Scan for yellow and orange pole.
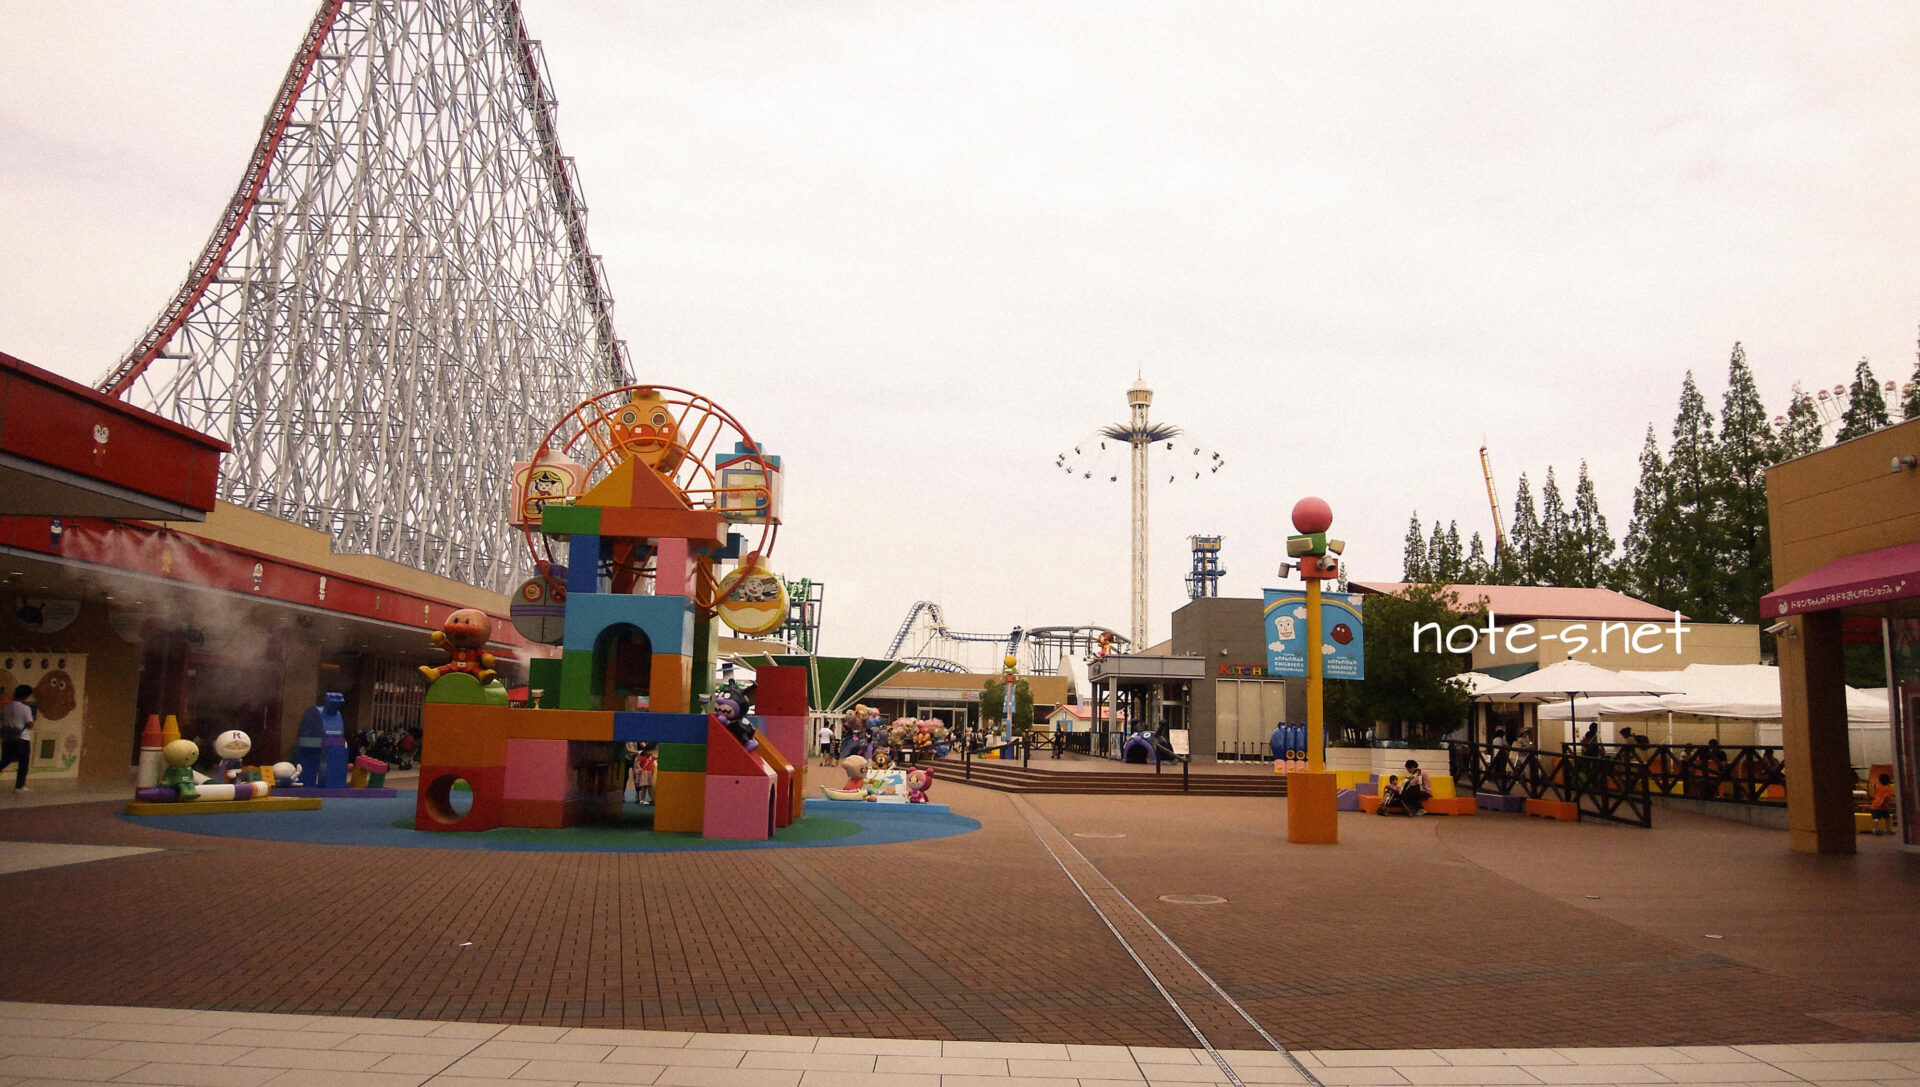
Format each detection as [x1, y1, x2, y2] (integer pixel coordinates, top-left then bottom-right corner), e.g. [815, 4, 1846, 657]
[1305, 575, 1324, 774]
[1286, 496, 1338, 844]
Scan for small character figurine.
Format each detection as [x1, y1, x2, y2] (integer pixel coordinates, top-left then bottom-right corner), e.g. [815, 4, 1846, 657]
[906, 767, 933, 804]
[212, 729, 251, 784]
[839, 754, 869, 792]
[711, 688, 757, 751]
[160, 739, 201, 801]
[271, 761, 300, 787]
[420, 608, 497, 684]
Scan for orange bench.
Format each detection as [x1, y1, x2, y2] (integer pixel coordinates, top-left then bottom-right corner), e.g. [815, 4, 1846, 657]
[1526, 798, 1579, 821]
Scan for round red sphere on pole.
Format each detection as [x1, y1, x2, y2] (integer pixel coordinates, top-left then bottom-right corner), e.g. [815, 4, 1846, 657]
[1292, 496, 1333, 534]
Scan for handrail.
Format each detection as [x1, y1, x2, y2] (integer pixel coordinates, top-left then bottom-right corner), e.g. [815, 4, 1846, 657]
[1564, 742, 1788, 806]
[1444, 740, 1652, 828]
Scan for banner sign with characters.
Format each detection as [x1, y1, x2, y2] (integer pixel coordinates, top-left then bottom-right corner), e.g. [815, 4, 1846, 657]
[0, 652, 87, 779]
[1262, 590, 1364, 680]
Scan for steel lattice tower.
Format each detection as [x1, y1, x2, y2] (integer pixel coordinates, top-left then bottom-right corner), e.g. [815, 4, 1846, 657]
[1055, 380, 1224, 651]
[98, 0, 631, 593]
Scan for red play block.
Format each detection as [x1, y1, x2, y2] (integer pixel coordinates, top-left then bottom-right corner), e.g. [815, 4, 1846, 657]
[707, 716, 771, 778]
[415, 765, 505, 833]
[500, 798, 568, 829]
[503, 739, 570, 801]
[755, 665, 808, 715]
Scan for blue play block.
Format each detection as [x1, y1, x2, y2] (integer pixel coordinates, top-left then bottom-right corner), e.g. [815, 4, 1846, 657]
[613, 711, 708, 745]
[566, 534, 605, 594]
[561, 592, 694, 657]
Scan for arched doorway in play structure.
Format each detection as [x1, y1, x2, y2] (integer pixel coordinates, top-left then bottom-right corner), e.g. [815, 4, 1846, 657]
[595, 624, 652, 711]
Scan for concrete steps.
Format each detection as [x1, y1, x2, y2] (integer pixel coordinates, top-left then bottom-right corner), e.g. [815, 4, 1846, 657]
[938, 757, 1289, 797]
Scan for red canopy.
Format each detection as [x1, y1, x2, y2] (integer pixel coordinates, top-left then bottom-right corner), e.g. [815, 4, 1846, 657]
[1761, 540, 1920, 618]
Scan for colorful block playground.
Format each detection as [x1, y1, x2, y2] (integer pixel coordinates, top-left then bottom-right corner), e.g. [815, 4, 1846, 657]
[414, 385, 811, 840]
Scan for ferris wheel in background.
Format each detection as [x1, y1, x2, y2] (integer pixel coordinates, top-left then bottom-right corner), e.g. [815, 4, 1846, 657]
[1777, 374, 1916, 433]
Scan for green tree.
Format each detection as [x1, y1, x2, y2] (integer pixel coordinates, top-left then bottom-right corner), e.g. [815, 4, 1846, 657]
[1325, 584, 1484, 746]
[1837, 357, 1892, 441]
[1441, 521, 1465, 582]
[1565, 461, 1615, 588]
[1506, 473, 1540, 585]
[1666, 371, 1723, 620]
[979, 677, 1034, 734]
[1426, 521, 1446, 583]
[1619, 425, 1685, 609]
[1464, 532, 1490, 582]
[1776, 382, 1824, 460]
[1714, 342, 1777, 625]
[1402, 513, 1429, 581]
[1537, 467, 1570, 585]
[1904, 357, 1920, 422]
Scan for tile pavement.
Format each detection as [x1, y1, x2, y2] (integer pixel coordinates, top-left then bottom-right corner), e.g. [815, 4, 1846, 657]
[3, 1003, 1920, 1086]
[0, 778, 1914, 1051]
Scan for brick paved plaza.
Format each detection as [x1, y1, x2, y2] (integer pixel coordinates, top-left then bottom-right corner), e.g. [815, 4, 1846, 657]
[0, 777, 1915, 1058]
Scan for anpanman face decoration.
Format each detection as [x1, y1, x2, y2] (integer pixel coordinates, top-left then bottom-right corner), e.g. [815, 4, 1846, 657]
[607, 388, 683, 473]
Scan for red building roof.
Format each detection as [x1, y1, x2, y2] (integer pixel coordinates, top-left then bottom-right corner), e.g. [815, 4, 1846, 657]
[1350, 582, 1684, 622]
[0, 350, 226, 520]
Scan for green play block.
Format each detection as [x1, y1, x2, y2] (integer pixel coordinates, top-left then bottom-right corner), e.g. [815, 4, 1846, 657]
[690, 614, 717, 701]
[424, 673, 510, 705]
[559, 650, 597, 710]
[540, 504, 601, 537]
[1287, 532, 1326, 557]
[656, 742, 706, 774]
[527, 657, 562, 708]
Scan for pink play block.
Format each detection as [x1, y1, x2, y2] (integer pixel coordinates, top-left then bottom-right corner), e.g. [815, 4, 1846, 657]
[759, 716, 808, 765]
[702, 773, 775, 840]
[504, 738, 570, 801]
[654, 537, 693, 597]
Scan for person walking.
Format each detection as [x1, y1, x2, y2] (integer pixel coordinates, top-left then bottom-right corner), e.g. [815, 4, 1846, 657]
[817, 721, 836, 766]
[0, 685, 35, 792]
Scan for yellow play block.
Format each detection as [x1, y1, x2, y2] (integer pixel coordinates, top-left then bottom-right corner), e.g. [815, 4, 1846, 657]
[125, 798, 322, 816]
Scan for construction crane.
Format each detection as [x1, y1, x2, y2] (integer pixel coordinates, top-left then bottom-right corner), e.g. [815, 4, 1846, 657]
[1479, 444, 1506, 564]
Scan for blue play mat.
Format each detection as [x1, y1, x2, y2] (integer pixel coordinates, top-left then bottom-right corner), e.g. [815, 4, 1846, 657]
[121, 793, 979, 853]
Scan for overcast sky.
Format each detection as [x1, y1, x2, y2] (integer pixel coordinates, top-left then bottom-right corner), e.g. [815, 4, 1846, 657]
[4, 2, 1918, 660]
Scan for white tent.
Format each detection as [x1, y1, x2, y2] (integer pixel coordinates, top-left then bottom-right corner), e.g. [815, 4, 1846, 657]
[1535, 663, 1889, 724]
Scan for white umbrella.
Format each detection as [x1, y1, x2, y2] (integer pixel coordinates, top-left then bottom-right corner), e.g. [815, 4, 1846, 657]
[1448, 671, 1505, 697]
[1473, 657, 1683, 737]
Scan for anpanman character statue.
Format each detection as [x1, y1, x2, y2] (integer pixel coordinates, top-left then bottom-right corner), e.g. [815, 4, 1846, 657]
[420, 608, 497, 684]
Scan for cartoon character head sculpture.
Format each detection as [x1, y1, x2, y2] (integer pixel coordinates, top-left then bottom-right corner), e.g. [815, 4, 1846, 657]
[712, 688, 756, 752]
[160, 738, 201, 800]
[441, 609, 492, 649]
[839, 754, 868, 790]
[271, 761, 299, 787]
[213, 730, 251, 761]
[608, 387, 684, 474]
[906, 767, 933, 804]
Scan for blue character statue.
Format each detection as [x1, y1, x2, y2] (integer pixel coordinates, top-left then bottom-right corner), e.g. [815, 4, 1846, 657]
[296, 691, 349, 788]
[1269, 723, 1286, 761]
[711, 687, 757, 752]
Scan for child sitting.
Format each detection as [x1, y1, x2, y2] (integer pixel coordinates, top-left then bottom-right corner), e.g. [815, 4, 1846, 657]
[1870, 772, 1895, 835]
